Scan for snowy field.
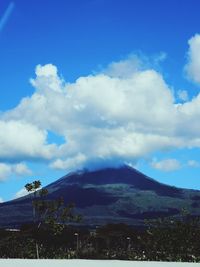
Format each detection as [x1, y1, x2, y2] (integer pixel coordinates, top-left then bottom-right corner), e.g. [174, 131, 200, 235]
[0, 260, 198, 267]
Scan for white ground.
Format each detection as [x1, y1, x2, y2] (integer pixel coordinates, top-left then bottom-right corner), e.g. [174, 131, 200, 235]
[0, 260, 198, 267]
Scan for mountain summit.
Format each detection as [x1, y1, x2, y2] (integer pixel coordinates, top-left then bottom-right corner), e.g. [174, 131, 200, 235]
[0, 165, 200, 227]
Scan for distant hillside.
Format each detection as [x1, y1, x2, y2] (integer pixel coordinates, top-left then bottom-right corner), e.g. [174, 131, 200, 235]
[0, 165, 200, 228]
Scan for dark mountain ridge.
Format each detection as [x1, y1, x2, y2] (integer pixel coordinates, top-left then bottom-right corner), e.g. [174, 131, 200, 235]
[47, 166, 182, 197]
[0, 165, 200, 228]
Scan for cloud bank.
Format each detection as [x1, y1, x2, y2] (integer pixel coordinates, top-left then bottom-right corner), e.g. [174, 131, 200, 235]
[1, 34, 200, 174]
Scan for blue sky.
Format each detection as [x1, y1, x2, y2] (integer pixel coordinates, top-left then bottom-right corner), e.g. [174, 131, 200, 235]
[1, 0, 200, 201]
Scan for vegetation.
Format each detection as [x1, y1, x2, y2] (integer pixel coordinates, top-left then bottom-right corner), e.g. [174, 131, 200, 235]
[0, 215, 200, 261]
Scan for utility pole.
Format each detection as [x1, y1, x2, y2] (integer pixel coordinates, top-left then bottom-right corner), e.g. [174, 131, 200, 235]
[126, 236, 131, 251]
[74, 232, 79, 252]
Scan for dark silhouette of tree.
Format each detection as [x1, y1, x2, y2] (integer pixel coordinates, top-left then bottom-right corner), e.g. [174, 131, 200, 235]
[25, 180, 81, 259]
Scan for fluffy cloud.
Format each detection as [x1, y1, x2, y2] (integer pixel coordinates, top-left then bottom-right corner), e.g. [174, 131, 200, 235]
[187, 160, 199, 168]
[50, 153, 87, 170]
[13, 163, 32, 176]
[0, 120, 58, 161]
[185, 34, 200, 84]
[2, 35, 200, 172]
[103, 54, 142, 78]
[30, 64, 64, 93]
[177, 90, 189, 102]
[0, 162, 32, 181]
[104, 53, 167, 79]
[0, 163, 12, 181]
[151, 159, 181, 172]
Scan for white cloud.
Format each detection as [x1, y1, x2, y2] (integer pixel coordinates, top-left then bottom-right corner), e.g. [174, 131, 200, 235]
[0, 163, 12, 181]
[0, 120, 58, 161]
[0, 162, 32, 181]
[3, 35, 200, 171]
[177, 90, 189, 102]
[103, 53, 167, 79]
[151, 159, 181, 172]
[0, 197, 4, 203]
[35, 64, 58, 77]
[13, 163, 32, 176]
[14, 188, 29, 199]
[30, 64, 64, 93]
[4, 63, 179, 171]
[185, 34, 200, 84]
[50, 153, 87, 170]
[103, 55, 142, 78]
[187, 160, 199, 168]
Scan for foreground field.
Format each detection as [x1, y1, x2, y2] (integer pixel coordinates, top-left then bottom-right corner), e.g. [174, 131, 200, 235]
[0, 260, 198, 267]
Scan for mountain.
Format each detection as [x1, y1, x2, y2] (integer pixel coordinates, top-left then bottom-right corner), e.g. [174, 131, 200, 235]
[0, 165, 200, 228]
